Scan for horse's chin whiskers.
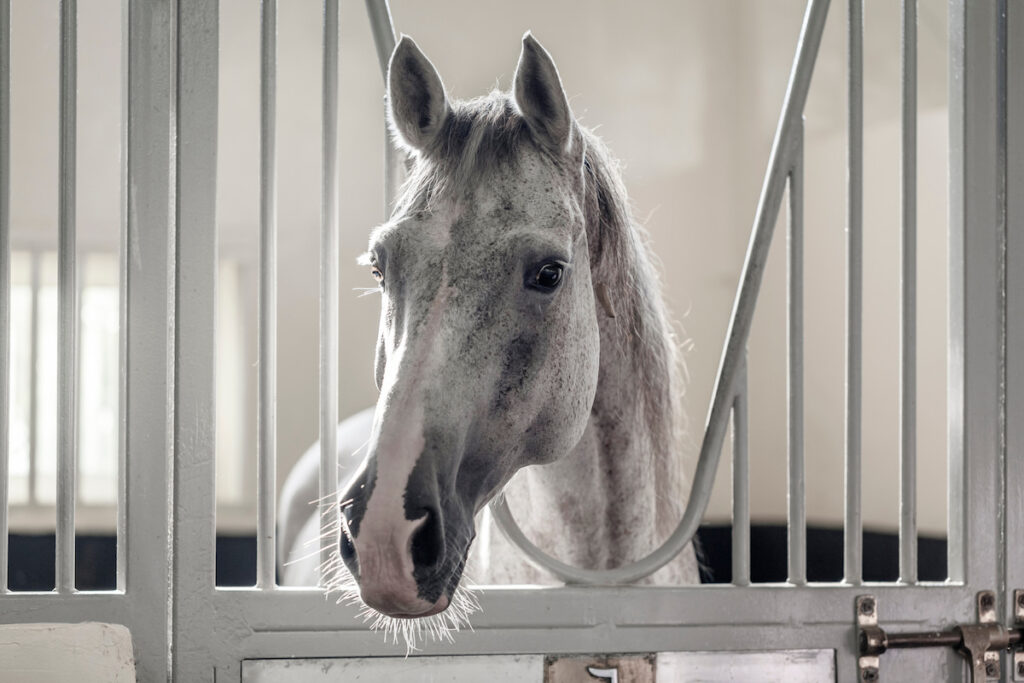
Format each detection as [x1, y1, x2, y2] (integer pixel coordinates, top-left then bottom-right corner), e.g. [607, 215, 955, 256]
[355, 580, 481, 655]
[318, 545, 481, 655]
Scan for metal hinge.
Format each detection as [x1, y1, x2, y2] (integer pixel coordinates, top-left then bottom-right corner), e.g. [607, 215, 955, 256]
[856, 590, 1024, 682]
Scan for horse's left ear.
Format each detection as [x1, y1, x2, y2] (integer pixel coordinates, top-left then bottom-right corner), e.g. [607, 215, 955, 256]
[514, 33, 575, 156]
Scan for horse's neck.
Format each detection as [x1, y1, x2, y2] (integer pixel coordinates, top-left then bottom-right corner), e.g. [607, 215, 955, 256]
[514, 399, 664, 568]
[481, 320, 700, 585]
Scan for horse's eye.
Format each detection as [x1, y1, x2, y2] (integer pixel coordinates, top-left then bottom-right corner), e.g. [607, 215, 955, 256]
[371, 267, 384, 285]
[530, 263, 564, 291]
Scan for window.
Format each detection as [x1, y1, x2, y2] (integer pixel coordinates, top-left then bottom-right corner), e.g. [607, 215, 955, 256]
[7, 248, 253, 531]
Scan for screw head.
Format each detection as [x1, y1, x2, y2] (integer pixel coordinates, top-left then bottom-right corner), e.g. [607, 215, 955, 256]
[1017, 660, 1024, 676]
[860, 598, 875, 615]
[1016, 592, 1024, 609]
[862, 667, 878, 681]
[985, 661, 998, 677]
[980, 593, 995, 610]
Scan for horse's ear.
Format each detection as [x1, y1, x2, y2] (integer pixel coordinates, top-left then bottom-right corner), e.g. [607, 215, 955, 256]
[513, 33, 574, 155]
[387, 36, 450, 154]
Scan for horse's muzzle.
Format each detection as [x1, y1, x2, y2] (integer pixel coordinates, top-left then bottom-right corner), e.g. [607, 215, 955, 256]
[360, 588, 450, 619]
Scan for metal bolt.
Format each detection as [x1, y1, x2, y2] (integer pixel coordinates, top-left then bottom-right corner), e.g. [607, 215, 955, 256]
[1017, 660, 1024, 677]
[1017, 592, 1024, 609]
[861, 667, 878, 681]
[860, 598, 875, 615]
[980, 593, 995, 611]
[985, 661, 998, 678]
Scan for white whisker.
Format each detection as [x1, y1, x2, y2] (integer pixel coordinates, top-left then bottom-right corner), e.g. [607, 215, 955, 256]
[316, 542, 481, 655]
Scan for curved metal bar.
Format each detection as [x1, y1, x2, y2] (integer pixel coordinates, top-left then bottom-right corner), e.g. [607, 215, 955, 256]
[489, 0, 832, 585]
[364, 0, 401, 215]
[364, 0, 396, 80]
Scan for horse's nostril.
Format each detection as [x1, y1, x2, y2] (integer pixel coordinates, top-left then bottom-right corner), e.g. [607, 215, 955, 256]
[339, 529, 357, 566]
[339, 507, 358, 573]
[410, 508, 443, 569]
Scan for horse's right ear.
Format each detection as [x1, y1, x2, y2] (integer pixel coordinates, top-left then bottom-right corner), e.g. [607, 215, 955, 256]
[387, 36, 450, 154]
[513, 33, 575, 156]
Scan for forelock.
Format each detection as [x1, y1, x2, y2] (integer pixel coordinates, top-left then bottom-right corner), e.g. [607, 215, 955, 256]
[393, 91, 568, 214]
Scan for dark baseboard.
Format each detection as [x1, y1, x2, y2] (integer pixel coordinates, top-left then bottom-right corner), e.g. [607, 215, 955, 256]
[6, 525, 948, 591]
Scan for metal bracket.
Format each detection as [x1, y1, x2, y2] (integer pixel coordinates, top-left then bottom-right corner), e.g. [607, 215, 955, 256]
[857, 591, 1024, 682]
[856, 595, 880, 682]
[957, 591, 1003, 681]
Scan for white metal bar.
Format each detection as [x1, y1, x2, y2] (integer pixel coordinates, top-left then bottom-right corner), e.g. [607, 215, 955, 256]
[115, 0, 128, 594]
[364, 0, 396, 78]
[319, 0, 340, 581]
[172, 0, 220, 677]
[844, 0, 863, 586]
[946, 0, 1005, 590]
[730, 353, 749, 587]
[787, 119, 806, 586]
[56, 0, 78, 594]
[0, 0, 9, 594]
[219, 583, 978, 633]
[898, 0, 918, 585]
[1006, 0, 1024, 629]
[27, 252, 39, 506]
[257, 0, 278, 591]
[363, 0, 401, 216]
[123, 0, 175, 676]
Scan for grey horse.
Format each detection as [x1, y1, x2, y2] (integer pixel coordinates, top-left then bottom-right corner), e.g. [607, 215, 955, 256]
[279, 32, 698, 640]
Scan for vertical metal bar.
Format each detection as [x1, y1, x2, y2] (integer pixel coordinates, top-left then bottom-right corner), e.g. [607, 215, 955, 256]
[1005, 0, 1023, 636]
[844, 0, 864, 586]
[27, 253, 39, 506]
[952, 0, 1006, 598]
[731, 352, 750, 587]
[319, 0, 340, 581]
[257, 0, 278, 591]
[946, 0, 1005, 590]
[124, 0, 175, 676]
[899, 0, 918, 585]
[0, 0, 8, 595]
[56, 0, 78, 594]
[116, 0, 128, 594]
[172, 0, 219, 676]
[787, 119, 806, 586]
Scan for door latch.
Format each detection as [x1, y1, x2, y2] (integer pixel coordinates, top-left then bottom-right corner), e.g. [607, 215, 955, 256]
[856, 590, 1024, 682]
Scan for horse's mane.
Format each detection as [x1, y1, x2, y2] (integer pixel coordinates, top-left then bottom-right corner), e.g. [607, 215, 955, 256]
[578, 129, 687, 542]
[392, 91, 687, 543]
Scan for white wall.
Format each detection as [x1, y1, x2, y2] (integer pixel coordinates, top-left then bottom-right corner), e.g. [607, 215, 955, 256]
[8, 0, 950, 535]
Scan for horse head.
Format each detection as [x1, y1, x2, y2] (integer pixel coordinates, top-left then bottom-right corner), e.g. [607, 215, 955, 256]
[336, 33, 601, 618]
